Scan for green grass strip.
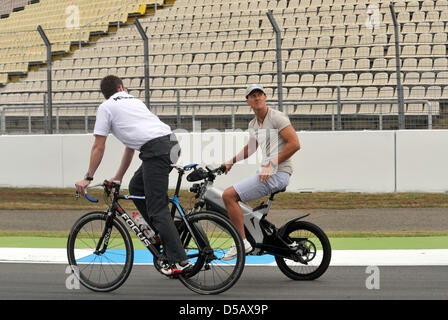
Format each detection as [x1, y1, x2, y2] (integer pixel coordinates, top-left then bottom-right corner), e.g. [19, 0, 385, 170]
[2, 187, 448, 210]
[1, 236, 447, 250]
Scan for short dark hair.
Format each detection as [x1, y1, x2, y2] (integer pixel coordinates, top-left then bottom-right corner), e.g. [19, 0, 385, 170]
[100, 75, 123, 99]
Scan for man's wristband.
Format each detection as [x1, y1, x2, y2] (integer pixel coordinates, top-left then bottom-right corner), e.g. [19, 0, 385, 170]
[84, 173, 94, 181]
[269, 160, 278, 169]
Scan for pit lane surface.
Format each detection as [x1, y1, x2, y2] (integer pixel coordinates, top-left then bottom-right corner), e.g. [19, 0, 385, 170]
[1, 263, 447, 300]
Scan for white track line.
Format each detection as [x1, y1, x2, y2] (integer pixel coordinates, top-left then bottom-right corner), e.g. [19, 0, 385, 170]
[329, 249, 448, 266]
[1, 248, 448, 266]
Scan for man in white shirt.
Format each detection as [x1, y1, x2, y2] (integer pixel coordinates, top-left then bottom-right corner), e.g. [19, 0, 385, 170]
[75, 75, 192, 276]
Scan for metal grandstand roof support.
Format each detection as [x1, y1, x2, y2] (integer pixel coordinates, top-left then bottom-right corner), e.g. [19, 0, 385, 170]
[336, 86, 342, 130]
[231, 106, 235, 130]
[266, 10, 284, 113]
[0, 107, 5, 135]
[176, 90, 181, 129]
[42, 95, 46, 134]
[389, 3, 405, 130]
[134, 18, 150, 108]
[37, 25, 53, 134]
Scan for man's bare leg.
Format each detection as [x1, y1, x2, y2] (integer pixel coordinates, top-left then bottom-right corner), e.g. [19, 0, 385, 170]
[222, 186, 246, 239]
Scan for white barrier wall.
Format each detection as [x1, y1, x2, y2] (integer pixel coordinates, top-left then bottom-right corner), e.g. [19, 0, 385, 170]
[396, 130, 448, 192]
[0, 130, 447, 193]
[288, 131, 396, 193]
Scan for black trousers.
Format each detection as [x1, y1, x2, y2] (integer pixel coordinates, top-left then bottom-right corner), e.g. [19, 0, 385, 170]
[129, 134, 186, 263]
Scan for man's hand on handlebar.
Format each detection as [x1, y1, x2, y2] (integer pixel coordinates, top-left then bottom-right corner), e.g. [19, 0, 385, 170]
[108, 177, 122, 184]
[220, 162, 233, 175]
[75, 179, 91, 197]
[75, 180, 117, 203]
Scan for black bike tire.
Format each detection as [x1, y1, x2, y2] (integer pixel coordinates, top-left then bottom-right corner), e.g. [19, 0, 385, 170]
[67, 211, 134, 292]
[177, 211, 245, 295]
[275, 220, 331, 281]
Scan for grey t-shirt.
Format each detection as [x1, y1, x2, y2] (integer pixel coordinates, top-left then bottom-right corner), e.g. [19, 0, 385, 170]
[248, 108, 294, 175]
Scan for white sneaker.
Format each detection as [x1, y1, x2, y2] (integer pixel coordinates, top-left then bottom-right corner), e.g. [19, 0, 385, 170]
[222, 240, 253, 261]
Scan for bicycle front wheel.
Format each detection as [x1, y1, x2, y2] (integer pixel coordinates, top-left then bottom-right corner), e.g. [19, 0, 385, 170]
[177, 211, 245, 295]
[67, 211, 134, 292]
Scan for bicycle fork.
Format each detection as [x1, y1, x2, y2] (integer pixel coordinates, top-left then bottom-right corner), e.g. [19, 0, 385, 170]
[94, 209, 163, 260]
[179, 214, 215, 263]
[94, 211, 115, 255]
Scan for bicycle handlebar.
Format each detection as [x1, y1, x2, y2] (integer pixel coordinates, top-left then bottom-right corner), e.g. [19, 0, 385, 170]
[85, 193, 99, 203]
[75, 165, 225, 203]
[76, 180, 119, 203]
[75, 190, 99, 203]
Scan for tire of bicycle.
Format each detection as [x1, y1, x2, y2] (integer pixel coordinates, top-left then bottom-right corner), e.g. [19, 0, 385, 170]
[67, 211, 134, 292]
[275, 220, 331, 281]
[177, 211, 246, 295]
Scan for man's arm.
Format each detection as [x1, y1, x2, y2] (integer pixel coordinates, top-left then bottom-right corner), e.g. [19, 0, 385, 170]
[259, 125, 300, 182]
[271, 125, 300, 167]
[222, 136, 258, 174]
[75, 135, 107, 196]
[111, 146, 135, 182]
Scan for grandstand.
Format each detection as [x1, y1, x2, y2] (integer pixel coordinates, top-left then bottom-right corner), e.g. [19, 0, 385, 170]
[0, 0, 447, 133]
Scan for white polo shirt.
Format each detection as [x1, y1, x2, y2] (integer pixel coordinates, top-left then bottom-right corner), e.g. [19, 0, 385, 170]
[93, 91, 171, 150]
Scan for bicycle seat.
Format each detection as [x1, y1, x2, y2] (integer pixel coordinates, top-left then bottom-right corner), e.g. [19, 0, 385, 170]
[269, 187, 286, 200]
[274, 187, 286, 194]
[183, 163, 198, 170]
[170, 164, 198, 172]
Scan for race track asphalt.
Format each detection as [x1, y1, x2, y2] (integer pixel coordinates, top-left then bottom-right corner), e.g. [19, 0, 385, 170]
[1, 263, 447, 300]
[1, 208, 447, 302]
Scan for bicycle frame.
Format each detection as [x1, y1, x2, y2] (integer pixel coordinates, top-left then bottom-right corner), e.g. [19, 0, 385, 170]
[100, 189, 162, 260]
[87, 165, 205, 264]
[189, 167, 311, 258]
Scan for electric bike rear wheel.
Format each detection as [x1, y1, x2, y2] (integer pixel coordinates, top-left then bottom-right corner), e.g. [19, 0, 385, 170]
[275, 221, 331, 280]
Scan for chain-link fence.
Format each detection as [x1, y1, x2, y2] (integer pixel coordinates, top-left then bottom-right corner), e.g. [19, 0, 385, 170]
[0, 97, 438, 135]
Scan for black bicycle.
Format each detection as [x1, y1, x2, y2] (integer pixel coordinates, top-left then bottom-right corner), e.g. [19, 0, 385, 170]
[66, 164, 245, 295]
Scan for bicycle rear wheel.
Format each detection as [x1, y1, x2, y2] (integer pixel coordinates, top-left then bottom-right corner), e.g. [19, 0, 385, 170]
[275, 221, 331, 280]
[67, 211, 134, 292]
[177, 211, 245, 295]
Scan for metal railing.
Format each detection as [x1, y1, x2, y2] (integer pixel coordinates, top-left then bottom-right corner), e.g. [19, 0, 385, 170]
[0, 97, 437, 135]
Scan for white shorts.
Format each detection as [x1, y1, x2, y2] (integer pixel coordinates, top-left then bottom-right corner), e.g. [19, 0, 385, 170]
[233, 170, 290, 203]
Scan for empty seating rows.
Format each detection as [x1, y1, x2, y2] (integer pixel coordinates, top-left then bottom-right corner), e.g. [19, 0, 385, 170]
[0, 0, 29, 17]
[288, 102, 439, 116]
[0, 0, 160, 76]
[144, 11, 448, 39]
[3, 83, 447, 105]
[6, 66, 448, 87]
[3, 59, 447, 95]
[0, 0, 447, 118]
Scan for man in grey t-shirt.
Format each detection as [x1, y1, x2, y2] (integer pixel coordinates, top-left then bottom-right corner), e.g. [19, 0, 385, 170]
[220, 84, 301, 260]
